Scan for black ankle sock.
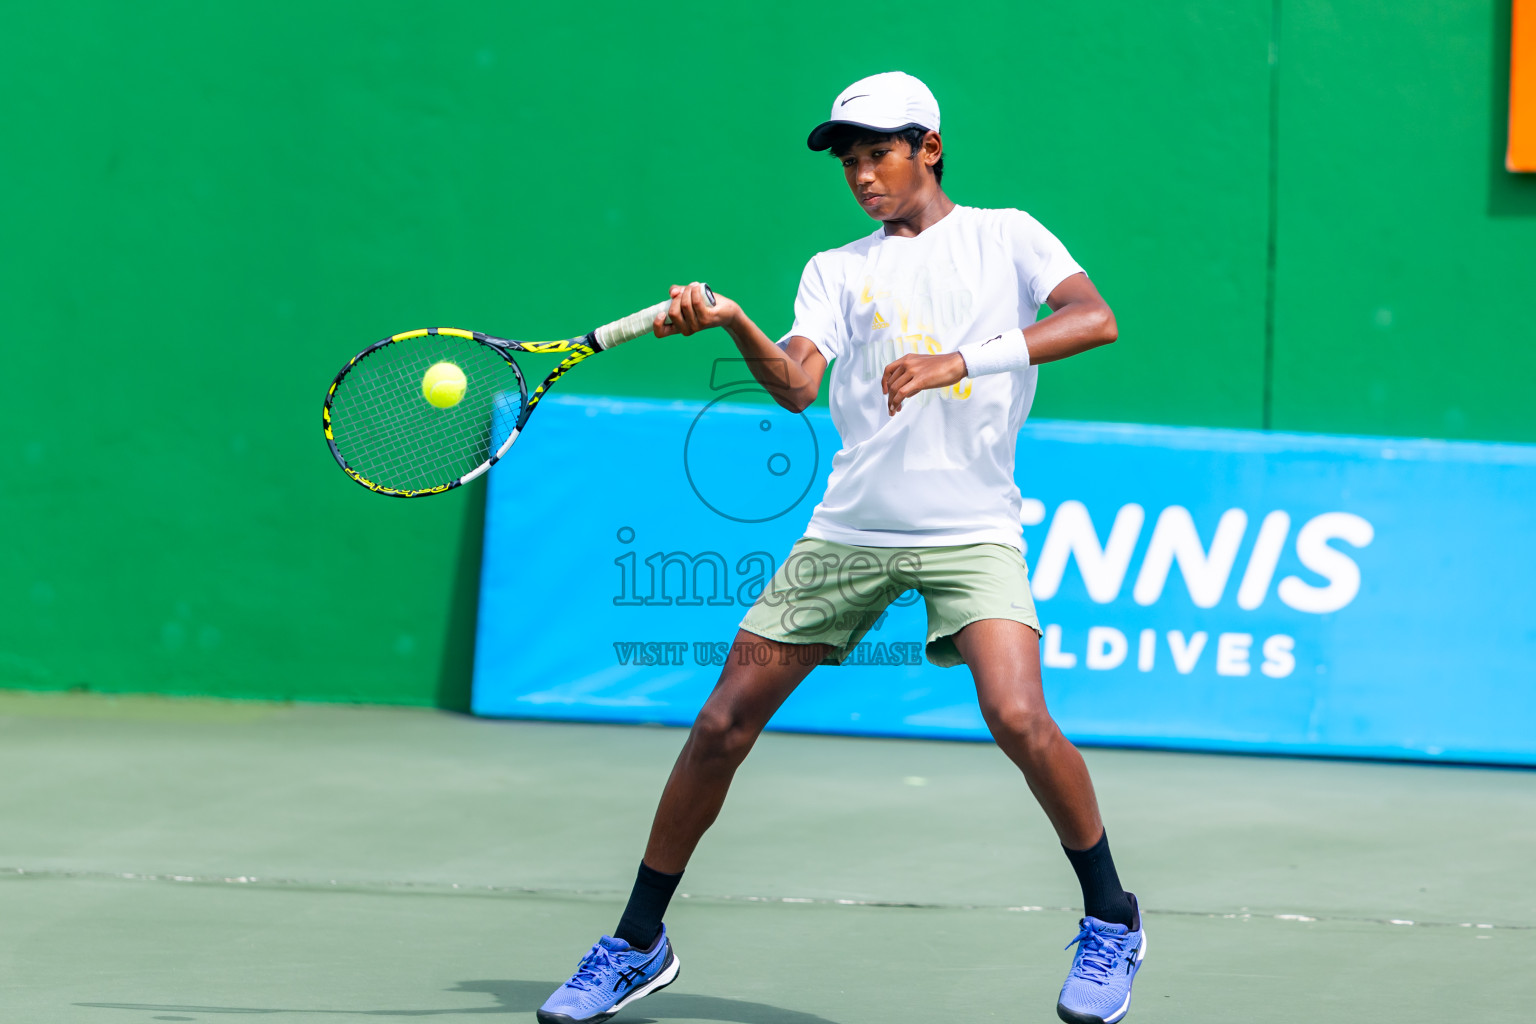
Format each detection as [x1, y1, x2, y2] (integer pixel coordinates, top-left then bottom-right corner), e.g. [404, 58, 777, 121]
[1063, 830, 1136, 928]
[613, 862, 683, 949]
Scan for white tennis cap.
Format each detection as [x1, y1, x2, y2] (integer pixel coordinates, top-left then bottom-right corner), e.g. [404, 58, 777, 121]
[806, 71, 941, 151]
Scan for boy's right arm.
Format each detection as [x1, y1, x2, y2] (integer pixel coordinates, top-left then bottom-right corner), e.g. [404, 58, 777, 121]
[654, 282, 827, 413]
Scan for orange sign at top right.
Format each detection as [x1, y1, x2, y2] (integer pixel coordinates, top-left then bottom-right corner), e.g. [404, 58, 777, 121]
[1512, 0, 1536, 170]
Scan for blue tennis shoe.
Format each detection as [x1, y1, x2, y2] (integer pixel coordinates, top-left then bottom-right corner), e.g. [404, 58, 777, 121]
[537, 927, 680, 1024]
[1056, 895, 1146, 1024]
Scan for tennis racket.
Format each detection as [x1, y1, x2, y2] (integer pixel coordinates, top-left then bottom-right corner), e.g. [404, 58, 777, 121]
[324, 285, 716, 497]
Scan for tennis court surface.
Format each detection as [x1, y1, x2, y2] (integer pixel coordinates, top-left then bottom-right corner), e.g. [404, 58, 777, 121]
[3, 691, 1531, 1022]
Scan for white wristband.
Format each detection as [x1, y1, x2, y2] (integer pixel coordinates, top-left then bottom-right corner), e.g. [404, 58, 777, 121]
[957, 327, 1030, 377]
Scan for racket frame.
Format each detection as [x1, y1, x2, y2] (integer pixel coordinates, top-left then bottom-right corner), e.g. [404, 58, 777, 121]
[323, 327, 589, 498]
[322, 287, 713, 498]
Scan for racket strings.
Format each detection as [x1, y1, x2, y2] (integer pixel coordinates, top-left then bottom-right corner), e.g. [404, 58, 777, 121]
[328, 337, 525, 493]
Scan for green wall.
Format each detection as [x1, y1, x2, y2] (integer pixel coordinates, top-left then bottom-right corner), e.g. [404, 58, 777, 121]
[3, 1, 1532, 707]
[1273, 1, 1536, 436]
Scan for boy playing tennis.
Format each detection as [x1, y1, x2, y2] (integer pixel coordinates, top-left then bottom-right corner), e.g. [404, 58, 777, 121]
[539, 71, 1142, 1024]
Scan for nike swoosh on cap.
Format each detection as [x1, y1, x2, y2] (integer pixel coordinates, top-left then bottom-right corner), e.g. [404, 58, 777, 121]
[840, 94, 869, 106]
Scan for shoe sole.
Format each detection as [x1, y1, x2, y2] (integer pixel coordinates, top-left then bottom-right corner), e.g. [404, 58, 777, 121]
[1055, 929, 1146, 1024]
[536, 951, 681, 1024]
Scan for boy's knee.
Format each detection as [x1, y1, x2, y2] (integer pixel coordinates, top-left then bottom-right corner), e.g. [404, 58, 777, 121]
[689, 705, 760, 765]
[982, 699, 1058, 752]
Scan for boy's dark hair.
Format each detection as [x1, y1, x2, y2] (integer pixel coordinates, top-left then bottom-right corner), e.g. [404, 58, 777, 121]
[825, 124, 944, 185]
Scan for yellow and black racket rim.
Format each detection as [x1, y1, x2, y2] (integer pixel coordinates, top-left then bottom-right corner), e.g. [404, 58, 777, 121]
[323, 327, 541, 498]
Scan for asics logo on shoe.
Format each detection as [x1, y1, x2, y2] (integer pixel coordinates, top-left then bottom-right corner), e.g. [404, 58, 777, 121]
[612, 947, 665, 992]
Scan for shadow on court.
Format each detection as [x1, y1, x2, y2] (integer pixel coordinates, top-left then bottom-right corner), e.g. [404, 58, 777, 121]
[77, 978, 846, 1023]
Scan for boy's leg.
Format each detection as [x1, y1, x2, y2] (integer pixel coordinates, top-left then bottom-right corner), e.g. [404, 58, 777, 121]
[953, 619, 1146, 1023]
[537, 630, 826, 1024]
[642, 629, 828, 871]
[616, 629, 828, 942]
[950, 618, 1133, 924]
[541, 535, 883, 1024]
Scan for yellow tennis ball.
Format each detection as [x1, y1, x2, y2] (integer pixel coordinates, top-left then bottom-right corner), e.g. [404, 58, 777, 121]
[422, 361, 467, 408]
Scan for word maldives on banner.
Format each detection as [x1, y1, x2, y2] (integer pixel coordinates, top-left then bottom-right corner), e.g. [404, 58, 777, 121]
[472, 392, 1536, 765]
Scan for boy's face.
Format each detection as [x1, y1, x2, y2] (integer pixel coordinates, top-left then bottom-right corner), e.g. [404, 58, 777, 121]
[838, 136, 933, 220]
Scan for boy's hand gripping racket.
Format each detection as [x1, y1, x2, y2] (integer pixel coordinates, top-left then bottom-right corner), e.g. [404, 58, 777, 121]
[323, 285, 716, 497]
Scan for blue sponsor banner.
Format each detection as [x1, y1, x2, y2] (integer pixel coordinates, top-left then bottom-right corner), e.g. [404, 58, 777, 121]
[472, 390, 1536, 766]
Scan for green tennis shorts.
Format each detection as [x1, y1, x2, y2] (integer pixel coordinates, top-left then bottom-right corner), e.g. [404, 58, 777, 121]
[739, 535, 1042, 668]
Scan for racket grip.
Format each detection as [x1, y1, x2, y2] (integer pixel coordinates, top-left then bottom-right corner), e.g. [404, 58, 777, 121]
[593, 283, 717, 350]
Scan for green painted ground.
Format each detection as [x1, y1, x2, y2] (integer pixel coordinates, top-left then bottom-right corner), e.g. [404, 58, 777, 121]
[2, 692, 1532, 1022]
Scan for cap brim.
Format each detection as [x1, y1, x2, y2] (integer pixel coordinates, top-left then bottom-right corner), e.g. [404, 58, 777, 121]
[806, 119, 926, 151]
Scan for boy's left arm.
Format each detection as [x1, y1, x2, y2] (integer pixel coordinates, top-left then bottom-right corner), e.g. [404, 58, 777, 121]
[880, 272, 1117, 415]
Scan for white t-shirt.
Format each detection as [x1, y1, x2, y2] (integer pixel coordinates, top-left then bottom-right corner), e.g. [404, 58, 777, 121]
[782, 204, 1083, 551]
